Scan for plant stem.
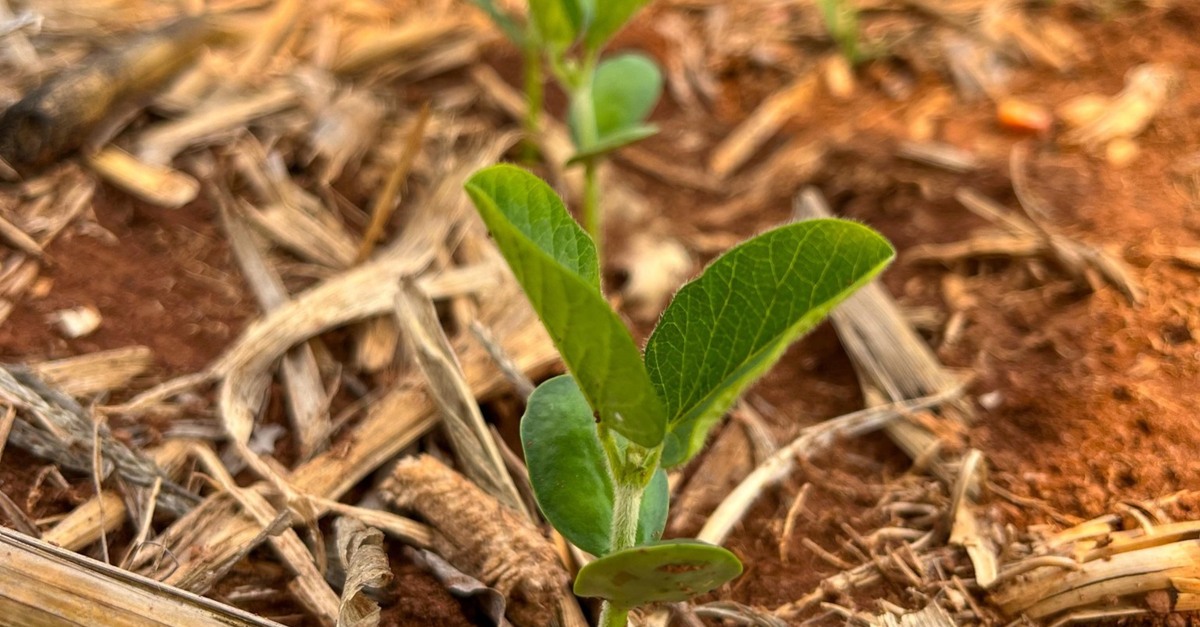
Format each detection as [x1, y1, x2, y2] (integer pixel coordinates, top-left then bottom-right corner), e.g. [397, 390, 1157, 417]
[520, 43, 543, 163]
[569, 51, 603, 255]
[598, 602, 632, 627]
[610, 478, 642, 552]
[583, 158, 601, 257]
[597, 478, 643, 627]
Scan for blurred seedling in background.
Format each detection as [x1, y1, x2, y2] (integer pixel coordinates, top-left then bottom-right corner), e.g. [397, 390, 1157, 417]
[465, 164, 895, 627]
[818, 0, 865, 66]
[470, 0, 663, 259]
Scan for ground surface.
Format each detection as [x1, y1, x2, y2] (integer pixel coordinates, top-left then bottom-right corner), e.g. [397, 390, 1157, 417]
[0, 2, 1198, 625]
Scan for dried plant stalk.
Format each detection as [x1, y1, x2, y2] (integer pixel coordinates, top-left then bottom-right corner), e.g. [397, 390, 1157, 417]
[0, 367, 196, 515]
[27, 346, 153, 398]
[698, 387, 962, 547]
[332, 19, 468, 76]
[220, 194, 329, 459]
[992, 520, 1200, 621]
[42, 439, 193, 552]
[136, 82, 299, 165]
[134, 299, 558, 590]
[0, 526, 284, 627]
[85, 146, 200, 208]
[394, 279, 527, 516]
[708, 72, 818, 178]
[0, 17, 218, 171]
[380, 455, 568, 627]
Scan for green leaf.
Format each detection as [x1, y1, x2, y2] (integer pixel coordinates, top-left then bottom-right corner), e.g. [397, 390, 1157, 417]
[521, 376, 669, 556]
[574, 539, 742, 604]
[568, 53, 662, 154]
[529, 0, 589, 52]
[465, 165, 665, 447]
[584, 0, 652, 51]
[566, 124, 659, 165]
[645, 219, 895, 466]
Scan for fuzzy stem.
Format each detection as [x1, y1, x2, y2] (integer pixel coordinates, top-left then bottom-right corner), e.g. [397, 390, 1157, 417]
[598, 602, 632, 627]
[597, 479, 642, 627]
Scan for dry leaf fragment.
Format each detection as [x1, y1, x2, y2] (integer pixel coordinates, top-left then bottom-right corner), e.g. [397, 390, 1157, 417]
[334, 517, 392, 627]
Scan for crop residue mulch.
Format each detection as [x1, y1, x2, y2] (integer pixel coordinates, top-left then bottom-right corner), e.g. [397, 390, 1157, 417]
[0, 1, 1197, 626]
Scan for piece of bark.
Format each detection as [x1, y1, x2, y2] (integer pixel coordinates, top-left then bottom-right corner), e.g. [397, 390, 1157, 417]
[380, 455, 568, 627]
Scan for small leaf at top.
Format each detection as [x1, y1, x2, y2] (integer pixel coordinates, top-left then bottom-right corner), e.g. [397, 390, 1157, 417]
[645, 219, 895, 466]
[568, 53, 662, 152]
[584, 0, 652, 52]
[465, 166, 666, 447]
[521, 376, 670, 556]
[529, 0, 589, 53]
[574, 539, 742, 605]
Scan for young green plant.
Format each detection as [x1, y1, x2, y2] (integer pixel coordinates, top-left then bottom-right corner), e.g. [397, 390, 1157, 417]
[469, 0, 546, 161]
[465, 164, 894, 627]
[471, 1, 662, 256]
[818, 0, 864, 66]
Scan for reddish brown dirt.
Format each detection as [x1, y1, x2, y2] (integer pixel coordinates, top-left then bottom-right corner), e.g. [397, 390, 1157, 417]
[0, 188, 253, 374]
[1, 2, 1199, 626]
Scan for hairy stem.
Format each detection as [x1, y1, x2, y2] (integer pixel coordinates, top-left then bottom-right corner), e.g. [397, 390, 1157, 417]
[598, 478, 643, 627]
[598, 602, 632, 627]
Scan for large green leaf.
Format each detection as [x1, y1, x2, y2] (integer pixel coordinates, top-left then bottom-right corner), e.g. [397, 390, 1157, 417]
[529, 0, 589, 53]
[645, 219, 894, 466]
[574, 539, 742, 604]
[584, 0, 652, 51]
[465, 165, 666, 447]
[521, 376, 669, 556]
[568, 53, 662, 155]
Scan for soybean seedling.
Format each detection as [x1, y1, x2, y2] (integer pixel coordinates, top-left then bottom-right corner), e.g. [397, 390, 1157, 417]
[469, 0, 546, 161]
[465, 164, 895, 627]
[818, 0, 864, 66]
[534, 0, 663, 258]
